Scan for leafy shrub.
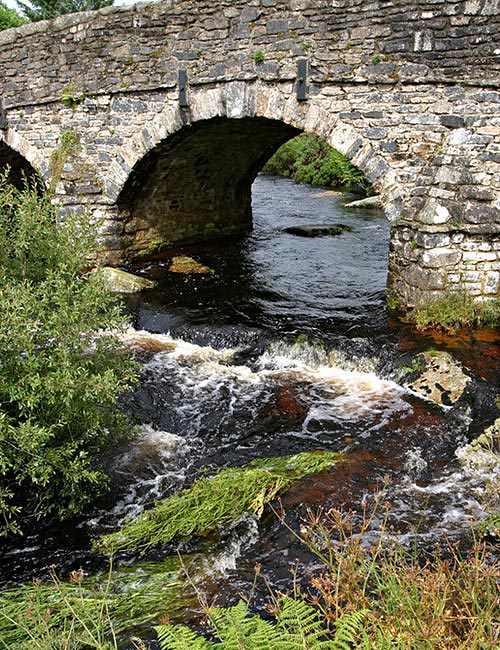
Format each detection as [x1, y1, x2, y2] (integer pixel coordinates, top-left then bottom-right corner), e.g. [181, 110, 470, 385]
[15, 0, 113, 22]
[263, 134, 371, 195]
[0, 177, 137, 535]
[0, 1, 25, 30]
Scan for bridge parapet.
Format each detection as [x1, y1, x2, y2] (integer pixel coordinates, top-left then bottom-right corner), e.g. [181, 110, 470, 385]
[0, 0, 498, 107]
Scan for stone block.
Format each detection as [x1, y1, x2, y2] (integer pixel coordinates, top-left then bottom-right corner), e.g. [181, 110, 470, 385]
[422, 247, 462, 268]
[465, 205, 500, 224]
[415, 232, 450, 249]
[459, 186, 495, 201]
[418, 199, 451, 225]
[405, 265, 446, 290]
[485, 272, 500, 294]
[440, 114, 465, 128]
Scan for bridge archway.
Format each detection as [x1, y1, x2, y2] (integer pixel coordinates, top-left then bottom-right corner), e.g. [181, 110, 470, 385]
[0, 140, 40, 190]
[114, 84, 397, 261]
[117, 116, 300, 257]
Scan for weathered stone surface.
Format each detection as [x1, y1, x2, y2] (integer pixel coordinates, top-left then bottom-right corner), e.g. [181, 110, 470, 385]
[422, 248, 462, 268]
[403, 351, 471, 406]
[344, 196, 382, 209]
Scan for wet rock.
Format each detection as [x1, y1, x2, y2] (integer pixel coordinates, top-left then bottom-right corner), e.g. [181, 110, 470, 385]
[169, 255, 214, 274]
[283, 223, 353, 237]
[344, 195, 382, 209]
[402, 350, 471, 406]
[118, 329, 178, 357]
[97, 267, 155, 293]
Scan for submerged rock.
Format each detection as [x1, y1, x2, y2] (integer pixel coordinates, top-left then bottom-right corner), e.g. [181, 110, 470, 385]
[283, 223, 353, 237]
[344, 195, 382, 209]
[169, 255, 214, 274]
[402, 350, 471, 406]
[97, 267, 155, 293]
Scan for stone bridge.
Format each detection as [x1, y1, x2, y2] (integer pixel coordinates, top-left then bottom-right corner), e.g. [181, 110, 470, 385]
[0, 0, 499, 307]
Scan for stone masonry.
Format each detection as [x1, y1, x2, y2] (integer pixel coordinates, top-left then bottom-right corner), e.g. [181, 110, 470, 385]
[0, 0, 499, 308]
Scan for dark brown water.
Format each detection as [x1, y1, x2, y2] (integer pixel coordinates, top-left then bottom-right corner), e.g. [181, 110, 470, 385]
[2, 175, 500, 642]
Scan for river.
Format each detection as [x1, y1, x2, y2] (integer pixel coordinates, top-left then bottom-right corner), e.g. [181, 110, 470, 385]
[2, 174, 500, 642]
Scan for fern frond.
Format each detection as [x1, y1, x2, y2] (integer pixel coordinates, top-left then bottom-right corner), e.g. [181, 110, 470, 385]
[208, 600, 288, 649]
[277, 596, 330, 646]
[332, 609, 367, 649]
[155, 623, 213, 650]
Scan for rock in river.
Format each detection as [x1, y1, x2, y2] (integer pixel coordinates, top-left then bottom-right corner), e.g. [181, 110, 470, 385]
[344, 195, 382, 209]
[97, 267, 155, 293]
[169, 255, 214, 274]
[283, 223, 353, 237]
[402, 350, 471, 406]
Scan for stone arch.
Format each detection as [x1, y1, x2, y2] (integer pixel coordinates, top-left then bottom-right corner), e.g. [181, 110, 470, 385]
[113, 82, 402, 260]
[0, 135, 43, 190]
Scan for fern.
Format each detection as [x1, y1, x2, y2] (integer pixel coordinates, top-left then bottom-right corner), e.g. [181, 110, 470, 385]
[277, 596, 331, 647]
[155, 624, 213, 650]
[156, 597, 367, 650]
[332, 609, 367, 649]
[209, 600, 286, 650]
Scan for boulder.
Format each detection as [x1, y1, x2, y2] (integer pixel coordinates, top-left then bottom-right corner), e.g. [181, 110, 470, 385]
[402, 350, 471, 406]
[283, 223, 353, 237]
[344, 195, 382, 209]
[169, 255, 214, 274]
[97, 267, 155, 293]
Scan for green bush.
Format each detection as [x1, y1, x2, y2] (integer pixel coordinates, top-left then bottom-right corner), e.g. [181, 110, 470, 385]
[263, 134, 371, 195]
[0, 177, 137, 535]
[15, 0, 113, 22]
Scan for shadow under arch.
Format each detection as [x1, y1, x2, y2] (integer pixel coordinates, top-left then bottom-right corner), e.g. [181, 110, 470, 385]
[117, 116, 301, 260]
[0, 140, 42, 191]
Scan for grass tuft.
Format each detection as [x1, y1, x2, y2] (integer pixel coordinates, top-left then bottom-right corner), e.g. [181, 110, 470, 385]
[0, 558, 189, 649]
[96, 451, 343, 554]
[410, 290, 500, 332]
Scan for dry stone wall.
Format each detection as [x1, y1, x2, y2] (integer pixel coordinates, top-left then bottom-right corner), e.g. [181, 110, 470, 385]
[0, 0, 499, 307]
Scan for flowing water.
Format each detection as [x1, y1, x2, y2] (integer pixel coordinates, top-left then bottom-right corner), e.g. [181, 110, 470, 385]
[2, 175, 500, 638]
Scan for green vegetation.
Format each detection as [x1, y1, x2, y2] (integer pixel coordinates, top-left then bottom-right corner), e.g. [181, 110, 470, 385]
[156, 598, 366, 650]
[0, 557, 191, 648]
[0, 177, 136, 535]
[15, 0, 112, 21]
[157, 501, 500, 650]
[61, 84, 86, 110]
[253, 50, 265, 64]
[263, 134, 372, 195]
[409, 290, 500, 332]
[97, 451, 343, 553]
[2, 484, 500, 648]
[49, 129, 80, 190]
[0, 1, 25, 29]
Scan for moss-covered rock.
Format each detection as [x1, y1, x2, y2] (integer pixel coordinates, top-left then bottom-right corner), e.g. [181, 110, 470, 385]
[97, 266, 155, 293]
[283, 223, 353, 237]
[169, 256, 214, 274]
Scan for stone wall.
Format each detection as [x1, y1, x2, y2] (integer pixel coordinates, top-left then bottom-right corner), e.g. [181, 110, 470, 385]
[0, 0, 499, 306]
